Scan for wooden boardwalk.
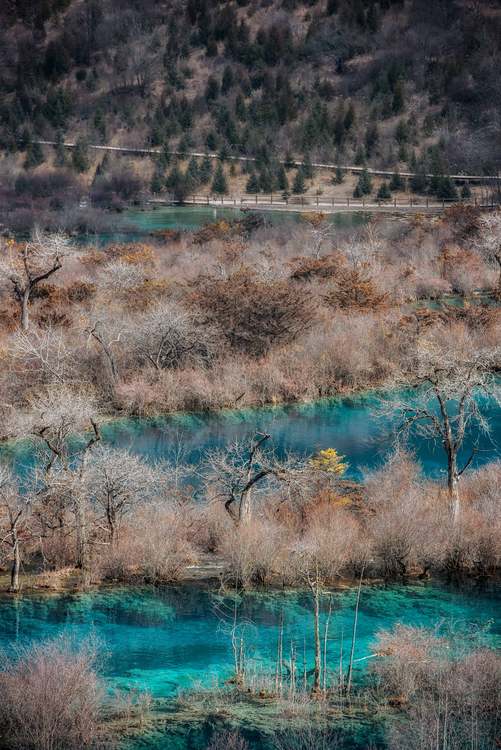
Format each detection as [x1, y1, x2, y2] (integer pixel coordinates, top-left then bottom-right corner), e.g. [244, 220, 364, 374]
[148, 194, 496, 213]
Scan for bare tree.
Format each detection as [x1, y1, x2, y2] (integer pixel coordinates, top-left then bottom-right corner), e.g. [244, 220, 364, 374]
[86, 318, 122, 383]
[10, 326, 74, 385]
[474, 210, 501, 297]
[85, 446, 157, 545]
[0, 229, 74, 330]
[130, 302, 217, 371]
[16, 387, 101, 581]
[301, 213, 336, 259]
[205, 434, 304, 525]
[0, 468, 30, 592]
[381, 325, 500, 523]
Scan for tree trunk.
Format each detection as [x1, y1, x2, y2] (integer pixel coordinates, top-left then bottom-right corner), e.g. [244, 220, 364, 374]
[312, 576, 321, 692]
[239, 487, 252, 524]
[447, 450, 460, 525]
[496, 256, 501, 301]
[74, 496, 90, 586]
[21, 287, 30, 331]
[9, 533, 20, 593]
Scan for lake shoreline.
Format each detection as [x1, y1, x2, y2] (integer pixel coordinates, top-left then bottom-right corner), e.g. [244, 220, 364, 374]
[2, 560, 500, 600]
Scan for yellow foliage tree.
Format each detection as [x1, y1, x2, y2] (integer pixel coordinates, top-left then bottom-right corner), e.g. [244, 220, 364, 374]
[309, 448, 348, 475]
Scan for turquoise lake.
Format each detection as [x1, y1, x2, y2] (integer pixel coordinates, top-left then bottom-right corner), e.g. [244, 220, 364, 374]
[7, 392, 501, 485]
[0, 583, 499, 748]
[81, 206, 369, 244]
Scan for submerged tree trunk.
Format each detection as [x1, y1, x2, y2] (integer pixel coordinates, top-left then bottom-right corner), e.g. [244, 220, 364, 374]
[310, 571, 322, 693]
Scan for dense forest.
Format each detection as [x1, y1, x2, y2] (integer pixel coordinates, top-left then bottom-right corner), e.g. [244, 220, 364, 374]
[0, 0, 500, 227]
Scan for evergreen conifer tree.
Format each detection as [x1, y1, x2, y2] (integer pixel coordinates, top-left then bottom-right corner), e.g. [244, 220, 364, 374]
[212, 162, 228, 194]
[292, 168, 306, 194]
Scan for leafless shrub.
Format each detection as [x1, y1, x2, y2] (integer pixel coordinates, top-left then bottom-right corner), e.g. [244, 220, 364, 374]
[0, 638, 106, 750]
[373, 626, 501, 750]
[206, 730, 249, 750]
[129, 301, 219, 370]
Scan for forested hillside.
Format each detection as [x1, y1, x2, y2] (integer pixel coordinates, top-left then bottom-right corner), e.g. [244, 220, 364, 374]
[0, 0, 500, 227]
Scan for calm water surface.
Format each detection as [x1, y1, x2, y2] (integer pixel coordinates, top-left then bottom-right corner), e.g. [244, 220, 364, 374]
[82, 206, 369, 245]
[0, 583, 499, 748]
[6, 393, 501, 483]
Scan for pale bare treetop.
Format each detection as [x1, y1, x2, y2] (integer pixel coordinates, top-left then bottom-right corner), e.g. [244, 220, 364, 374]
[0, 228, 75, 330]
[98, 260, 146, 293]
[205, 434, 306, 523]
[13, 386, 99, 444]
[0, 228, 74, 283]
[9, 326, 75, 385]
[474, 210, 501, 263]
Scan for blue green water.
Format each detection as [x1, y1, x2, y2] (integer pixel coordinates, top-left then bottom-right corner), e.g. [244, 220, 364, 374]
[5, 392, 501, 485]
[82, 207, 369, 245]
[0, 583, 499, 748]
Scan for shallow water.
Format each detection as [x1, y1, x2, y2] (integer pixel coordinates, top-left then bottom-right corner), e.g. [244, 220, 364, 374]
[5, 391, 501, 485]
[0, 583, 499, 748]
[81, 206, 369, 245]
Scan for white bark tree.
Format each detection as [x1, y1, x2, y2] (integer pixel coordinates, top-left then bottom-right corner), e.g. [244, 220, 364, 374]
[381, 326, 500, 524]
[16, 387, 101, 581]
[0, 229, 74, 331]
[474, 210, 501, 297]
[10, 326, 74, 385]
[84, 446, 158, 545]
[0, 468, 30, 593]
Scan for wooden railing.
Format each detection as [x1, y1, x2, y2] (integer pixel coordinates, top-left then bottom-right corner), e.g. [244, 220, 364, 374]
[148, 194, 499, 211]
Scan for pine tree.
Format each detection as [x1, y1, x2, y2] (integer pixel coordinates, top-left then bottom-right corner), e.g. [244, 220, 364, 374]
[354, 168, 372, 197]
[436, 176, 458, 201]
[392, 81, 405, 114]
[390, 172, 405, 191]
[72, 138, 90, 173]
[246, 172, 260, 193]
[332, 164, 345, 184]
[367, 4, 379, 33]
[292, 168, 306, 194]
[235, 93, 246, 120]
[55, 131, 66, 167]
[376, 182, 391, 200]
[25, 141, 44, 169]
[199, 155, 213, 184]
[212, 162, 228, 194]
[259, 169, 274, 193]
[150, 167, 164, 194]
[276, 165, 289, 191]
[365, 123, 379, 157]
[354, 146, 366, 165]
[221, 65, 234, 94]
[410, 168, 428, 194]
[344, 102, 355, 132]
[302, 154, 314, 179]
